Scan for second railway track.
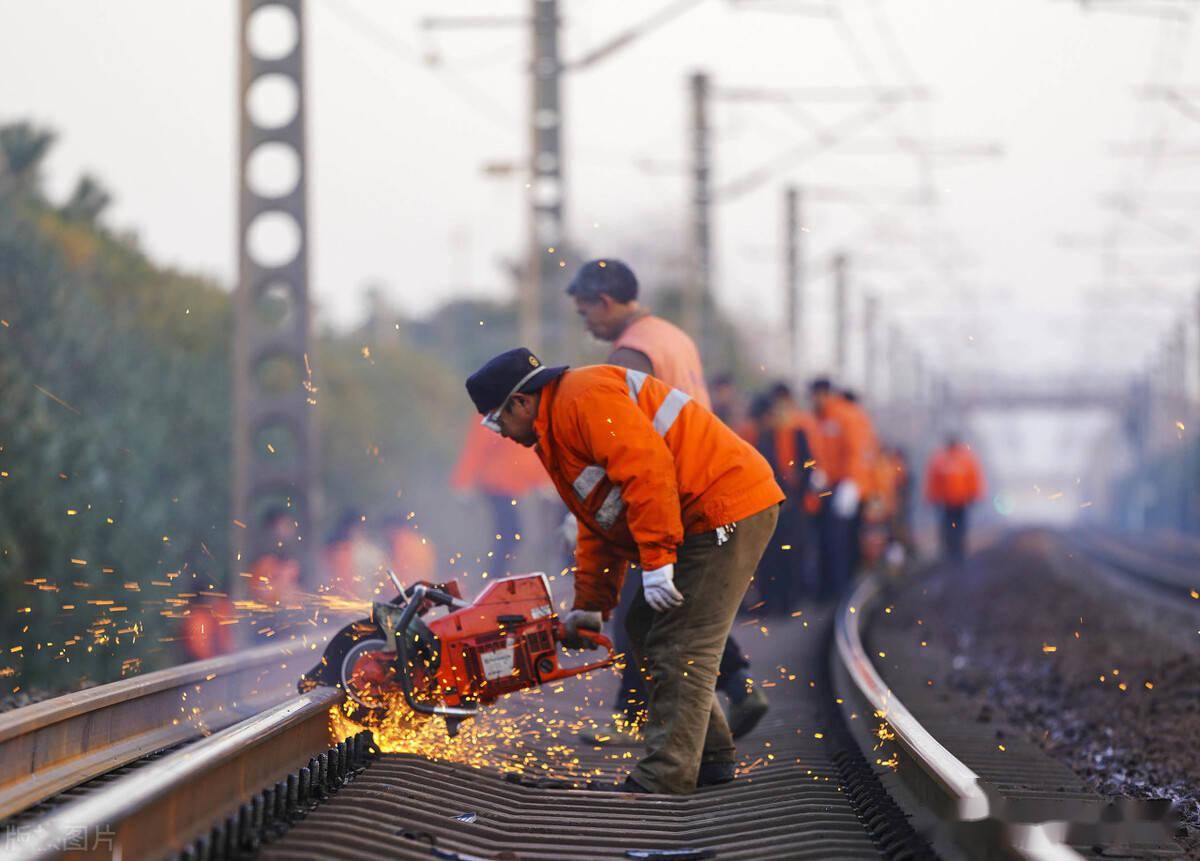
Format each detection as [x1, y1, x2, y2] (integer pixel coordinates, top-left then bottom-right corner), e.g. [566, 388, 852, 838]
[3, 557, 1180, 860]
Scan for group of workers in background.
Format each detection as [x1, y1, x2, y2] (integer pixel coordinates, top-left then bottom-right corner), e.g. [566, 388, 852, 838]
[463, 257, 989, 794]
[184, 255, 986, 796]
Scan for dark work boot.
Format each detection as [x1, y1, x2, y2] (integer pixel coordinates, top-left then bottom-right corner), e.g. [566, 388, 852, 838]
[697, 761, 737, 788]
[588, 775, 653, 793]
[722, 670, 770, 740]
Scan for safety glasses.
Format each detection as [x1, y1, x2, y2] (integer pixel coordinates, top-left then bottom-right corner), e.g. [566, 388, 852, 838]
[480, 366, 544, 434]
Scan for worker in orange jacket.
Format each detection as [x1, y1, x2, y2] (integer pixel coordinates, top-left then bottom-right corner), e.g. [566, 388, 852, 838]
[750, 383, 819, 614]
[924, 434, 986, 562]
[451, 420, 551, 572]
[567, 259, 769, 744]
[247, 507, 303, 607]
[466, 348, 783, 795]
[809, 378, 873, 598]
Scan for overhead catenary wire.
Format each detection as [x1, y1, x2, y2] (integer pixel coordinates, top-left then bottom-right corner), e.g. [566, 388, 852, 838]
[318, 0, 518, 133]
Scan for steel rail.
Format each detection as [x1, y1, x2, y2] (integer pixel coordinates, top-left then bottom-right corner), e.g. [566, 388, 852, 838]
[5, 687, 343, 861]
[0, 629, 335, 822]
[833, 575, 1086, 861]
[1068, 528, 1200, 606]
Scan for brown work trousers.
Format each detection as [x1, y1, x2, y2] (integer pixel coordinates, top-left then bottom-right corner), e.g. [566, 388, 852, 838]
[625, 504, 779, 794]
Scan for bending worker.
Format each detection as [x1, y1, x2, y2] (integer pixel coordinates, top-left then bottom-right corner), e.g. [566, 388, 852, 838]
[465, 348, 783, 794]
[567, 258, 768, 741]
[924, 434, 985, 562]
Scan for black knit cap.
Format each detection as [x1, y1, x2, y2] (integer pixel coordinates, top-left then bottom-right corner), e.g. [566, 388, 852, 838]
[465, 348, 568, 415]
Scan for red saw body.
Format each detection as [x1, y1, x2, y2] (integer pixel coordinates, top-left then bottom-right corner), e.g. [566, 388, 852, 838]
[300, 572, 614, 735]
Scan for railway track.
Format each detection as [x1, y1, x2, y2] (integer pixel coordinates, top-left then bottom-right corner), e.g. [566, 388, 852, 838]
[1, 565, 1171, 860]
[1066, 528, 1200, 609]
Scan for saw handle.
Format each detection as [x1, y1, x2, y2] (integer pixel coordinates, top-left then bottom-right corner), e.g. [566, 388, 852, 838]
[542, 623, 615, 683]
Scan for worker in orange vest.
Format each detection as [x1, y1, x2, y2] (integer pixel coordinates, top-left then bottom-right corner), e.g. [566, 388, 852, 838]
[809, 378, 873, 598]
[247, 507, 303, 607]
[924, 434, 986, 562]
[750, 383, 819, 614]
[466, 348, 783, 794]
[451, 420, 551, 573]
[181, 595, 234, 661]
[838, 389, 880, 575]
[567, 259, 769, 745]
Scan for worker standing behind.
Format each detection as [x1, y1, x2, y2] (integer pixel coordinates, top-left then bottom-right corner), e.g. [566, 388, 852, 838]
[466, 349, 783, 793]
[451, 420, 552, 573]
[567, 259, 769, 743]
[809, 378, 872, 599]
[752, 383, 818, 614]
[924, 435, 986, 562]
[837, 389, 880, 575]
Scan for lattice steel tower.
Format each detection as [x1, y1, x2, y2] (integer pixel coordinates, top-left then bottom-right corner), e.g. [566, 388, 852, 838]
[231, 0, 316, 594]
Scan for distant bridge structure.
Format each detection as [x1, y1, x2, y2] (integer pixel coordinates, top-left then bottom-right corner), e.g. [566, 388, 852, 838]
[941, 376, 1141, 416]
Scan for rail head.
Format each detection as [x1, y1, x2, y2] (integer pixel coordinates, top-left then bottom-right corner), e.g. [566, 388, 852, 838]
[0, 636, 314, 744]
[834, 574, 1087, 861]
[835, 576, 990, 820]
[0, 625, 343, 822]
[7, 687, 344, 861]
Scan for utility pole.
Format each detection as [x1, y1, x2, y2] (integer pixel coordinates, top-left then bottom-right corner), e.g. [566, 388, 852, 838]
[525, 0, 566, 355]
[783, 186, 803, 381]
[688, 71, 712, 351]
[863, 292, 878, 402]
[1190, 286, 1200, 407]
[233, 0, 315, 603]
[886, 323, 901, 405]
[832, 252, 848, 381]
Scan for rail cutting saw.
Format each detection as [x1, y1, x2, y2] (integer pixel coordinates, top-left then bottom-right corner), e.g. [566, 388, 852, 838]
[300, 571, 615, 735]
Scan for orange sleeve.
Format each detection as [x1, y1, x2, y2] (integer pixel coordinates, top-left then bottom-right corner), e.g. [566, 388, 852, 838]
[568, 389, 685, 572]
[572, 519, 630, 615]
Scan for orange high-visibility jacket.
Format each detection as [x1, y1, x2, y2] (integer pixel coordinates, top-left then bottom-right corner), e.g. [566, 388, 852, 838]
[452, 420, 552, 497]
[758, 409, 818, 494]
[611, 315, 712, 409]
[924, 445, 986, 507]
[813, 395, 875, 488]
[532, 366, 784, 613]
[248, 553, 301, 605]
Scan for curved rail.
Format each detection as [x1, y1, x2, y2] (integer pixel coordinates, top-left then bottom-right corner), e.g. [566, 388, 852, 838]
[5, 687, 343, 861]
[834, 575, 1085, 861]
[0, 628, 337, 821]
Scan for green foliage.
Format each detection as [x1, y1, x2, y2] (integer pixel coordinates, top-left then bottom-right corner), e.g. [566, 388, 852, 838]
[0, 122, 471, 694]
[0, 128, 233, 688]
[315, 333, 466, 535]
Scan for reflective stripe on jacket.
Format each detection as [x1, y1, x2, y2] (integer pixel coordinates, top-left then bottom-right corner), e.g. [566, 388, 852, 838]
[533, 365, 784, 613]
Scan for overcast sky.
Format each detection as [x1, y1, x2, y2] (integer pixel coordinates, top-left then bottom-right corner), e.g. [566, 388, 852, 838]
[3, 0, 1199, 501]
[2, 0, 1200, 513]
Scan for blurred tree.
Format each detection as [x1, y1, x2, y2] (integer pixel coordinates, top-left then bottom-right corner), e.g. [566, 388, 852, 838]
[0, 122, 55, 192]
[60, 174, 112, 224]
[0, 122, 470, 696]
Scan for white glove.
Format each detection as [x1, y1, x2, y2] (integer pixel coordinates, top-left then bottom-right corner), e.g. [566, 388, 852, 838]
[810, 468, 829, 492]
[642, 563, 684, 612]
[562, 608, 602, 649]
[833, 480, 860, 518]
